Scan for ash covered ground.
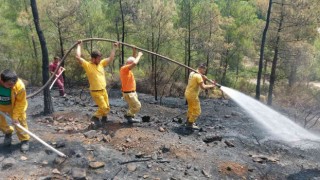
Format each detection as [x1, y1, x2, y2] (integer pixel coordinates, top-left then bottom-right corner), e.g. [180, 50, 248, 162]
[0, 88, 320, 180]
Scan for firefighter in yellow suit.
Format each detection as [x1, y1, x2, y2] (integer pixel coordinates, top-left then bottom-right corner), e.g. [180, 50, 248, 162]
[76, 41, 119, 129]
[185, 63, 215, 130]
[0, 69, 30, 152]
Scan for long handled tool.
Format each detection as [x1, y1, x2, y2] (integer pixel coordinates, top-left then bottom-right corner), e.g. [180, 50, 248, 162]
[0, 111, 67, 158]
[49, 68, 65, 90]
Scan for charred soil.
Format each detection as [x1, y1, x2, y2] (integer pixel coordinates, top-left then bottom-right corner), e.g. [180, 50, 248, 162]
[0, 88, 320, 179]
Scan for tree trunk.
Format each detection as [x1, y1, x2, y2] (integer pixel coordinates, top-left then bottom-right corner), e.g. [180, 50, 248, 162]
[268, 36, 280, 105]
[151, 30, 157, 100]
[205, 10, 213, 76]
[30, 30, 40, 85]
[115, 17, 121, 69]
[206, 53, 210, 75]
[184, 38, 188, 83]
[268, 1, 284, 106]
[24, 0, 39, 85]
[288, 51, 301, 89]
[256, 0, 272, 100]
[57, 21, 66, 80]
[147, 38, 151, 71]
[30, 0, 54, 114]
[236, 56, 239, 83]
[154, 55, 158, 101]
[184, 0, 191, 83]
[187, 0, 191, 78]
[221, 49, 229, 85]
[222, 58, 228, 85]
[57, 22, 64, 58]
[263, 58, 268, 86]
[288, 60, 297, 87]
[120, 0, 125, 66]
[154, 19, 163, 101]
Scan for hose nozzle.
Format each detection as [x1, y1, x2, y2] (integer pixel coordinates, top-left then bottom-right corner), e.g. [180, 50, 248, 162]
[215, 83, 222, 88]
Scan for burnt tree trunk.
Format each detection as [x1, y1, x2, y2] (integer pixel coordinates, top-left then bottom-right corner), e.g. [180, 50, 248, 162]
[256, 0, 273, 100]
[30, 0, 54, 114]
[115, 17, 121, 69]
[57, 21, 66, 80]
[153, 20, 163, 101]
[57, 21, 64, 58]
[263, 58, 268, 86]
[187, 0, 191, 78]
[205, 10, 213, 76]
[184, 38, 188, 83]
[120, 0, 125, 66]
[184, 0, 191, 83]
[151, 30, 157, 100]
[24, 0, 39, 85]
[268, 1, 284, 106]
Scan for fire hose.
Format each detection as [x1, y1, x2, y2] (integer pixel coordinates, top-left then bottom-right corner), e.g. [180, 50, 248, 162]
[0, 111, 67, 158]
[27, 38, 221, 99]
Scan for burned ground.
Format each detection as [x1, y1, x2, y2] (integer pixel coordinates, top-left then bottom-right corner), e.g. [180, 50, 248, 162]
[0, 88, 320, 179]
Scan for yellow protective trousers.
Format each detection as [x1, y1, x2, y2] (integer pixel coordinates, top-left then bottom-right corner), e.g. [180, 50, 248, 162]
[122, 92, 141, 117]
[0, 105, 30, 141]
[90, 89, 110, 118]
[185, 95, 201, 123]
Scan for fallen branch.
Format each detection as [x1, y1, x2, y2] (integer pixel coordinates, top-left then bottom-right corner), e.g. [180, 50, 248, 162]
[156, 159, 170, 163]
[111, 167, 122, 180]
[119, 158, 152, 165]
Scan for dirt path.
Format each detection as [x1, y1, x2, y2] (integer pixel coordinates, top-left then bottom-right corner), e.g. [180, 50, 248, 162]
[0, 89, 320, 179]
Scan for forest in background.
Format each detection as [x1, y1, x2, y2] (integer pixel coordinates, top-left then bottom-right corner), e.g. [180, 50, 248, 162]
[1, 0, 320, 127]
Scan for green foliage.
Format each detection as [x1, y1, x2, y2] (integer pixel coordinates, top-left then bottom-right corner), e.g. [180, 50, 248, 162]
[215, 0, 262, 86]
[312, 38, 320, 80]
[234, 77, 257, 95]
[0, 0, 319, 108]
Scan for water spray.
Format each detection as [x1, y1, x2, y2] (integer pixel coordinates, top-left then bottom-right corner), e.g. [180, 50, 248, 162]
[220, 87, 320, 143]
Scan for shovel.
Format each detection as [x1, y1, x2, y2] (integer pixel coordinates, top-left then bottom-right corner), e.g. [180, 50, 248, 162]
[0, 111, 67, 158]
[49, 68, 65, 90]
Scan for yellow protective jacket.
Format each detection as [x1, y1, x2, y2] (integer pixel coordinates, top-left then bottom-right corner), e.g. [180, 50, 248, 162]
[11, 79, 28, 120]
